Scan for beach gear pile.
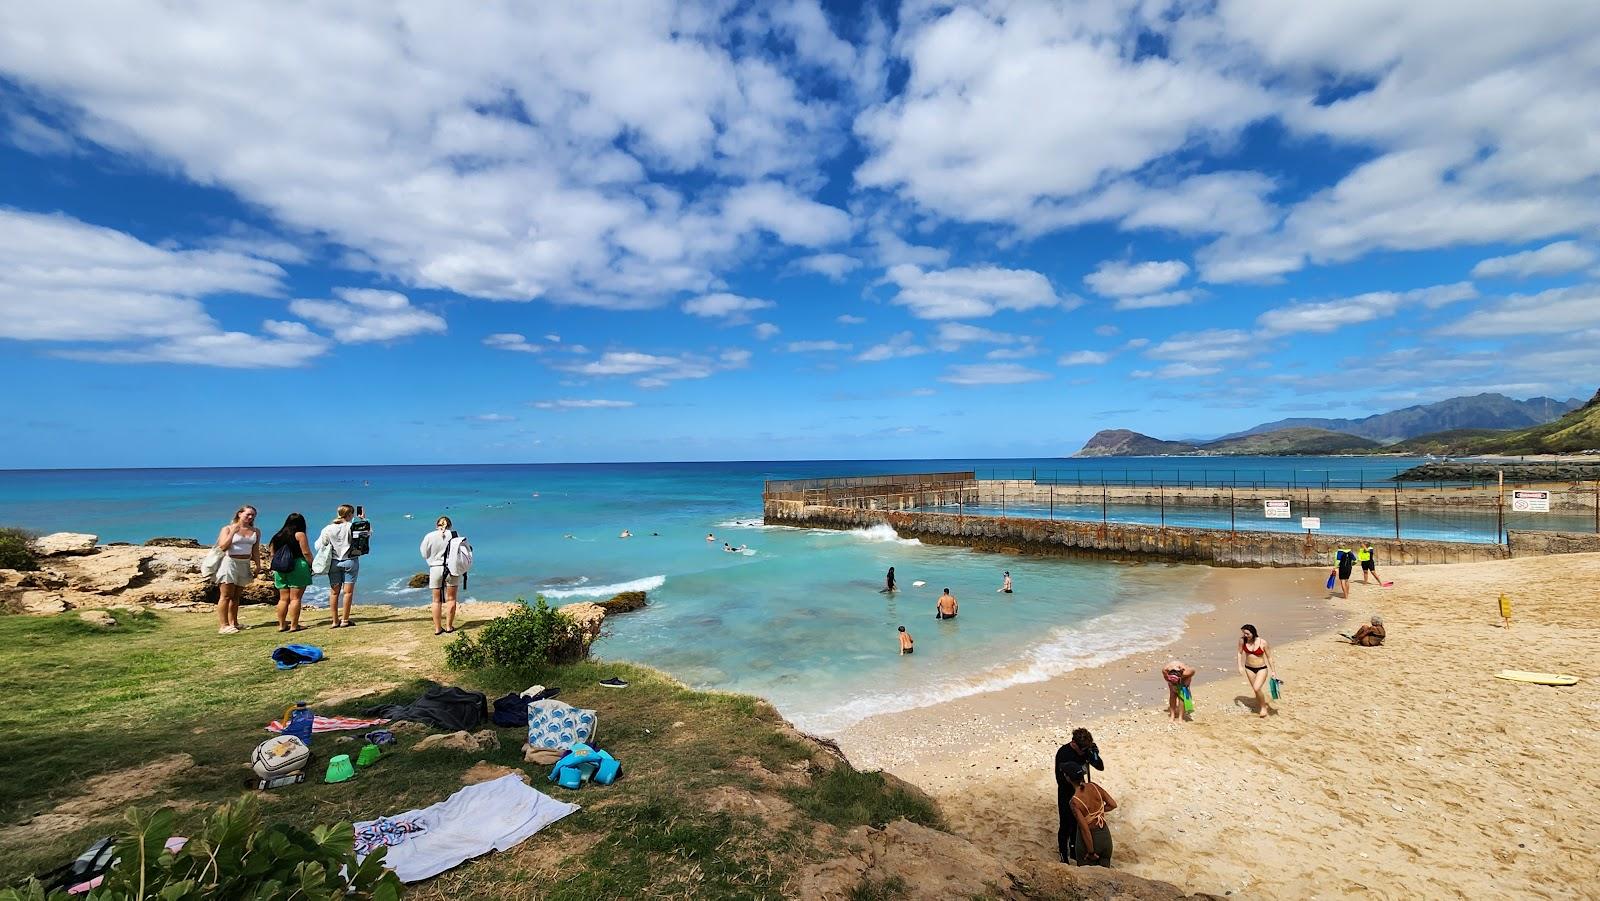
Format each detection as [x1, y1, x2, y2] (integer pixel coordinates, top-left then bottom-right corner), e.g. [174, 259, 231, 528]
[548, 743, 621, 789]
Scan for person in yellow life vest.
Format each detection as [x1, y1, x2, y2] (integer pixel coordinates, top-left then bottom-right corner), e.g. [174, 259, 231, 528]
[1358, 544, 1381, 584]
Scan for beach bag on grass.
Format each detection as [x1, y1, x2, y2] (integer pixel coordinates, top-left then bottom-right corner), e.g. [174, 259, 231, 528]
[526, 699, 596, 751]
[272, 644, 325, 670]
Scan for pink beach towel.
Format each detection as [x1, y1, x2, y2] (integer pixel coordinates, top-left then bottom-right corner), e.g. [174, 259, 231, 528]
[267, 714, 389, 734]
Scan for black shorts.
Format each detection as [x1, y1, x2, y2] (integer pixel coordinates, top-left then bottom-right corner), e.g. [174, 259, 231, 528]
[936, 611, 957, 620]
[1338, 567, 1353, 580]
[1361, 560, 1375, 571]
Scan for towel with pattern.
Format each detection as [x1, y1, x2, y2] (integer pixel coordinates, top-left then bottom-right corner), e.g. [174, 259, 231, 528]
[526, 699, 596, 751]
[354, 817, 427, 856]
[267, 714, 390, 734]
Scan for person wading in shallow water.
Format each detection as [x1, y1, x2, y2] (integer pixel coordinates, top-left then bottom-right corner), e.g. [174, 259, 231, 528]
[935, 588, 958, 619]
[882, 566, 897, 593]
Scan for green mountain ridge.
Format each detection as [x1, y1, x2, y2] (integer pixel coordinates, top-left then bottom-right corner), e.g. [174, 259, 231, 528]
[1074, 426, 1383, 457]
[1219, 393, 1582, 443]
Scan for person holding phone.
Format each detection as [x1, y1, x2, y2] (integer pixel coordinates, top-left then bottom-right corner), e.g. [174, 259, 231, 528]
[317, 504, 367, 628]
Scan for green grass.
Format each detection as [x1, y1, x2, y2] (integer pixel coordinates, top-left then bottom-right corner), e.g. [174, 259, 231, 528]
[0, 606, 931, 898]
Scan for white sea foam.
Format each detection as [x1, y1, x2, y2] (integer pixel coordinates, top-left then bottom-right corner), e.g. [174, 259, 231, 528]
[844, 524, 922, 546]
[788, 601, 1211, 735]
[540, 574, 666, 599]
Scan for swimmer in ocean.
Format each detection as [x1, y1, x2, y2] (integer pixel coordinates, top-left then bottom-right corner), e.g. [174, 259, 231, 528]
[881, 566, 897, 593]
[936, 588, 958, 620]
[706, 532, 716, 542]
[1001, 571, 1013, 594]
[898, 625, 914, 655]
[620, 529, 632, 538]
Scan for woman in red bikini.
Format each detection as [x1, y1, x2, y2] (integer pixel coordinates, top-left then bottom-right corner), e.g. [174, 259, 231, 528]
[1237, 624, 1276, 718]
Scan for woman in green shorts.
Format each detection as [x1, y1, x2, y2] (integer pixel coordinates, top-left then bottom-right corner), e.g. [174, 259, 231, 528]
[269, 513, 314, 632]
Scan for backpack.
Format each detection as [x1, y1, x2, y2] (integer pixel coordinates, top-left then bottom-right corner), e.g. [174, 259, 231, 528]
[270, 541, 298, 574]
[445, 532, 474, 575]
[348, 517, 371, 557]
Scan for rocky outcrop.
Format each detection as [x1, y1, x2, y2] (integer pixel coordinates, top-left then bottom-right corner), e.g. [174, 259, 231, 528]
[1073, 429, 1198, 457]
[31, 532, 99, 556]
[1, 537, 277, 615]
[408, 572, 429, 588]
[557, 590, 650, 648]
[597, 590, 648, 613]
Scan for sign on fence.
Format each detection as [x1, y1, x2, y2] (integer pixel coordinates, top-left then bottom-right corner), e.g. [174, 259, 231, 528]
[1301, 516, 1321, 530]
[1264, 499, 1292, 519]
[1511, 490, 1551, 513]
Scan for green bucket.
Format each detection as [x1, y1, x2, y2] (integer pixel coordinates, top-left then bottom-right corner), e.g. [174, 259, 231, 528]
[356, 744, 382, 767]
[324, 754, 356, 784]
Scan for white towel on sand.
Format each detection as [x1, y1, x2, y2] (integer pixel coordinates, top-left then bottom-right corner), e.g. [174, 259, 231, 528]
[355, 774, 579, 882]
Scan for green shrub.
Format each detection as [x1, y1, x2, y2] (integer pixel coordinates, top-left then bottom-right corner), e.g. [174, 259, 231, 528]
[444, 597, 586, 671]
[0, 527, 38, 572]
[0, 795, 402, 900]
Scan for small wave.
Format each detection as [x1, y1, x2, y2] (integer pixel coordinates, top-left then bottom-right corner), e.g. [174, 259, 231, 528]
[715, 517, 787, 531]
[844, 524, 922, 546]
[541, 574, 666, 599]
[381, 577, 427, 596]
[789, 601, 1209, 734]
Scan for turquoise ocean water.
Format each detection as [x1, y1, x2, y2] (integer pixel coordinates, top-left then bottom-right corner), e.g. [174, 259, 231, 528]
[1, 456, 1447, 732]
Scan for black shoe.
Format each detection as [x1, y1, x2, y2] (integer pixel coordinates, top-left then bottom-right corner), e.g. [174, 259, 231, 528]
[599, 677, 628, 688]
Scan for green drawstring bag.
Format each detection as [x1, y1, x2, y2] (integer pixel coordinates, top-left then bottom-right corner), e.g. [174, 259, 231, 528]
[1179, 685, 1194, 714]
[1269, 677, 1282, 701]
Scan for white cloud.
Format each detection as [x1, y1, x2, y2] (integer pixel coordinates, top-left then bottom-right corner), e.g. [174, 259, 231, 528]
[836, 314, 866, 324]
[560, 346, 747, 387]
[984, 344, 1040, 360]
[753, 322, 780, 340]
[1059, 350, 1112, 366]
[786, 340, 852, 352]
[1093, 324, 1120, 337]
[532, 399, 636, 410]
[932, 322, 1018, 350]
[938, 363, 1051, 386]
[793, 252, 861, 280]
[1437, 284, 1600, 336]
[1471, 241, 1597, 279]
[484, 333, 543, 353]
[682, 292, 775, 318]
[1256, 282, 1476, 335]
[1113, 290, 1199, 311]
[61, 320, 330, 368]
[1134, 362, 1222, 379]
[885, 264, 1064, 319]
[1085, 260, 1189, 297]
[856, 6, 1273, 230]
[465, 412, 517, 422]
[1146, 329, 1254, 365]
[0, 3, 859, 308]
[289, 288, 445, 342]
[856, 331, 927, 362]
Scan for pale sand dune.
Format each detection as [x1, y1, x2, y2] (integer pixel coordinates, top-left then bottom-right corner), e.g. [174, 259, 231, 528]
[848, 554, 1600, 900]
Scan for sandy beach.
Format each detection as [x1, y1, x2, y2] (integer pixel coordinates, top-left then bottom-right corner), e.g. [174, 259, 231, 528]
[840, 553, 1600, 899]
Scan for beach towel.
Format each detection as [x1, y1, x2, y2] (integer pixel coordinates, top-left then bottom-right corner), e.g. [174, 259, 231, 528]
[353, 817, 427, 857]
[353, 774, 579, 882]
[267, 714, 390, 734]
[366, 685, 487, 732]
[526, 699, 596, 751]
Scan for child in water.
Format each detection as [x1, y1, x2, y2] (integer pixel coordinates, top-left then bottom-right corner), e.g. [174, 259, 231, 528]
[898, 626, 914, 655]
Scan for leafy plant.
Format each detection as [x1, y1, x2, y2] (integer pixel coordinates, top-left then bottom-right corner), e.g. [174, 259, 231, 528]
[0, 527, 38, 572]
[0, 795, 402, 900]
[444, 597, 586, 671]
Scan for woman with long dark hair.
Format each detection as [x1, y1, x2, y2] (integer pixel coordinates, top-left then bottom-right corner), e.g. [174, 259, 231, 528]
[270, 513, 313, 631]
[1237, 624, 1277, 718]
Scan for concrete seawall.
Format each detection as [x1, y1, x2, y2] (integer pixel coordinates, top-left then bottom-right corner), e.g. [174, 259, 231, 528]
[976, 479, 1599, 512]
[760, 501, 1581, 566]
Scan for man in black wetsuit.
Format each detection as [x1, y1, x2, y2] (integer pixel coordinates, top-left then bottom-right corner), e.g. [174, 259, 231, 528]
[1055, 728, 1104, 862]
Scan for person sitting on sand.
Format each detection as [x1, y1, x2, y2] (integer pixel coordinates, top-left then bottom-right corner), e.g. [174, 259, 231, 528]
[1064, 766, 1117, 867]
[1001, 571, 1013, 593]
[935, 588, 958, 619]
[1162, 660, 1196, 720]
[1238, 624, 1277, 717]
[898, 625, 913, 655]
[1343, 615, 1386, 646]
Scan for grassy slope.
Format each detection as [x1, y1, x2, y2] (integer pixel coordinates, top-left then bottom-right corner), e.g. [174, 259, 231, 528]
[1471, 390, 1600, 454]
[1197, 427, 1383, 455]
[0, 607, 940, 898]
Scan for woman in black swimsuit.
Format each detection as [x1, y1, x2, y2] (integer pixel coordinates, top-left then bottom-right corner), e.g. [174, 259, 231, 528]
[1237, 624, 1276, 718]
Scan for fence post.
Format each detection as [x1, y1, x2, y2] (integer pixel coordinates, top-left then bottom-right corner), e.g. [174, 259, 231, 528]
[1595, 479, 1599, 534]
[1393, 481, 1400, 540]
[1160, 486, 1165, 530]
[1102, 482, 1108, 527]
[1050, 482, 1054, 521]
[1230, 487, 1236, 534]
[1001, 482, 1006, 518]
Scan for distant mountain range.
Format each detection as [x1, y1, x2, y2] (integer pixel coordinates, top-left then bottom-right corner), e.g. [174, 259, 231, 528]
[1216, 393, 1581, 444]
[1075, 392, 1592, 457]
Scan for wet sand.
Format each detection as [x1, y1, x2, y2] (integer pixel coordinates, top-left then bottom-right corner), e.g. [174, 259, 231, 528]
[840, 554, 1600, 899]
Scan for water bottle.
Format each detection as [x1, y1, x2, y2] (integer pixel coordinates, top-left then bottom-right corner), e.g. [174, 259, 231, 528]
[285, 701, 314, 745]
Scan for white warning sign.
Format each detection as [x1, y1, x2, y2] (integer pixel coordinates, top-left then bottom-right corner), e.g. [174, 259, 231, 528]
[1511, 490, 1550, 513]
[1264, 500, 1292, 519]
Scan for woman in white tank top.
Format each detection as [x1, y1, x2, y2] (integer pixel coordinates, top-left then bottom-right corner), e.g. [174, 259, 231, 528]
[213, 505, 260, 634]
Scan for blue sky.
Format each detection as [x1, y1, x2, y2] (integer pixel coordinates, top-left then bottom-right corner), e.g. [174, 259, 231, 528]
[2, 1, 1599, 468]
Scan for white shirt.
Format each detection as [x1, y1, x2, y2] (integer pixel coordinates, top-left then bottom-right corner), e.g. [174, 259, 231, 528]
[317, 522, 353, 560]
[420, 528, 452, 567]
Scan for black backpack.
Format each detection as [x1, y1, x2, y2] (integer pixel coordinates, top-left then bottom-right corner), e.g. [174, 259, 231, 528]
[270, 541, 298, 573]
[349, 517, 371, 557]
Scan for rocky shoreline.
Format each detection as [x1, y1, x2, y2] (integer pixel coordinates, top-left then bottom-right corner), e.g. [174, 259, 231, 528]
[1395, 460, 1600, 482]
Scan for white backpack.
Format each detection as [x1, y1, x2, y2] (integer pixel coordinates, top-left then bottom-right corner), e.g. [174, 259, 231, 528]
[445, 532, 474, 576]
